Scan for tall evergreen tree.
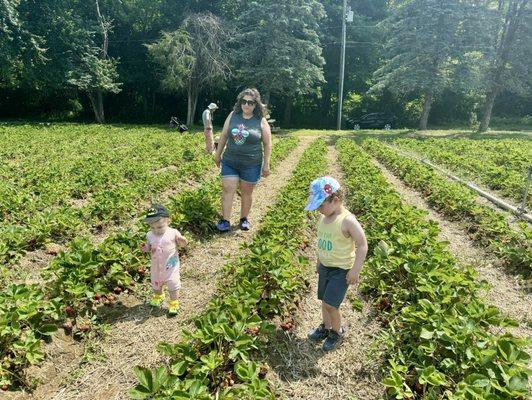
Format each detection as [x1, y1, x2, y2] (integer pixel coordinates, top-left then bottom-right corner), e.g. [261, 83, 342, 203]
[371, 0, 480, 129]
[235, 0, 325, 110]
[478, 0, 531, 132]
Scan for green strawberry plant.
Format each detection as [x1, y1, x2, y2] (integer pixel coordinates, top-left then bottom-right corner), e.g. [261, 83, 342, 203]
[337, 138, 530, 399]
[394, 137, 531, 204]
[0, 134, 299, 391]
[363, 139, 531, 278]
[129, 139, 327, 399]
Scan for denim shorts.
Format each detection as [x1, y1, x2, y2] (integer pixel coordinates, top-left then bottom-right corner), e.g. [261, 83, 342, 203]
[221, 159, 262, 184]
[317, 263, 349, 309]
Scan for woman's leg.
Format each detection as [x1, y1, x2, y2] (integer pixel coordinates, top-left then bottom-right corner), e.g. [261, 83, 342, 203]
[239, 180, 256, 219]
[222, 178, 239, 220]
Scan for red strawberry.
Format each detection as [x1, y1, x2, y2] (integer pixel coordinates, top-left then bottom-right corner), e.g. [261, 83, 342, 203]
[280, 322, 293, 331]
[65, 306, 75, 317]
[94, 294, 102, 301]
[114, 287, 122, 294]
[1, 384, 9, 391]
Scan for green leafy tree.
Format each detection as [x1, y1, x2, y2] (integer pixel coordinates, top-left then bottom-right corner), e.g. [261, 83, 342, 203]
[67, 0, 122, 123]
[0, 0, 46, 88]
[235, 0, 325, 113]
[478, 0, 531, 131]
[370, 0, 481, 130]
[147, 12, 231, 126]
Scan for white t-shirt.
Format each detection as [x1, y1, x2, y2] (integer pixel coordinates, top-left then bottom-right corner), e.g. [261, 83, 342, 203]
[202, 109, 212, 129]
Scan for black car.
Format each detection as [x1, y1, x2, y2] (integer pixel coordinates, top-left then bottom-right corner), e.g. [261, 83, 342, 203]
[350, 113, 396, 130]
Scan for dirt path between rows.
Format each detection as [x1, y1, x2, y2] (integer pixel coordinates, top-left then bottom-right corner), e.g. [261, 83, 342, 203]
[371, 157, 531, 339]
[6, 137, 315, 400]
[266, 141, 384, 400]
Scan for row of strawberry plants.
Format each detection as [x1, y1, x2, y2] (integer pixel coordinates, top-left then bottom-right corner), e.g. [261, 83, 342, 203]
[1, 125, 206, 222]
[128, 138, 327, 400]
[362, 139, 531, 278]
[0, 136, 299, 391]
[1, 132, 212, 267]
[392, 137, 531, 204]
[337, 138, 530, 399]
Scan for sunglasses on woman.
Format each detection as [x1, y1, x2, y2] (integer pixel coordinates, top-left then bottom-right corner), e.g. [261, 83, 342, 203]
[241, 99, 256, 106]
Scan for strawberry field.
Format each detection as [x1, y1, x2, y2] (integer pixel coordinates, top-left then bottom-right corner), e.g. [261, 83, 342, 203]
[338, 138, 530, 399]
[0, 125, 530, 399]
[391, 137, 532, 206]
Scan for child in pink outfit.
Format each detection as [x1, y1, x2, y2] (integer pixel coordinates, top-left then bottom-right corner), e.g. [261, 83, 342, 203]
[141, 204, 187, 315]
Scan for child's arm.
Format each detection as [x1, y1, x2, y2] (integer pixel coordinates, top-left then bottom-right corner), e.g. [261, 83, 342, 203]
[140, 234, 151, 252]
[175, 230, 188, 247]
[344, 215, 368, 285]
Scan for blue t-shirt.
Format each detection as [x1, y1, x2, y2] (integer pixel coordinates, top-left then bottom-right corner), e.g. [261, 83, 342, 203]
[222, 113, 263, 166]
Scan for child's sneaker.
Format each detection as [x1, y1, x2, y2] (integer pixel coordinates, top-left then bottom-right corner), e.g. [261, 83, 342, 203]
[239, 217, 250, 231]
[167, 300, 180, 316]
[322, 327, 344, 351]
[149, 293, 165, 307]
[216, 219, 231, 232]
[308, 323, 329, 342]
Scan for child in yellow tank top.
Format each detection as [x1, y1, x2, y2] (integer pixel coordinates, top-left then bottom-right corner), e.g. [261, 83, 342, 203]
[304, 176, 368, 351]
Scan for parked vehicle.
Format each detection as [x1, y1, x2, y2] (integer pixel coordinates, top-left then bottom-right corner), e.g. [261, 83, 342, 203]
[350, 113, 396, 130]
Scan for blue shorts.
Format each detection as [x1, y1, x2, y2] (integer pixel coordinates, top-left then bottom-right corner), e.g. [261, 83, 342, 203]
[221, 159, 262, 184]
[317, 263, 349, 309]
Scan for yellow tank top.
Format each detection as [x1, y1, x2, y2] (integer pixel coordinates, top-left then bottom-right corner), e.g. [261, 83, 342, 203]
[317, 208, 356, 269]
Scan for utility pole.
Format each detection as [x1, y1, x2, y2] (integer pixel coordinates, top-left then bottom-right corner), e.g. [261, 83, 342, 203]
[337, 0, 352, 130]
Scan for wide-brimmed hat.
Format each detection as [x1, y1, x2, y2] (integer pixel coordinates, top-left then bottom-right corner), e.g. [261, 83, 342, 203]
[304, 176, 341, 211]
[207, 103, 218, 110]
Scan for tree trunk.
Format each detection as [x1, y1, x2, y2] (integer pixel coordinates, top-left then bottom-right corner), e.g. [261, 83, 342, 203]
[186, 80, 199, 126]
[88, 91, 105, 124]
[187, 90, 193, 126]
[479, 0, 527, 132]
[479, 87, 499, 132]
[419, 91, 433, 130]
[143, 91, 148, 120]
[321, 89, 331, 128]
[283, 99, 292, 127]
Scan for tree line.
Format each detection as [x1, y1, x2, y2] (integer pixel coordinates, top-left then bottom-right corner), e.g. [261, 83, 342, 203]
[0, 0, 530, 130]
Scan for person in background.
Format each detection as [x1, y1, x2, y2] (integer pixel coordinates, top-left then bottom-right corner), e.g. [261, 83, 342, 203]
[202, 102, 218, 154]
